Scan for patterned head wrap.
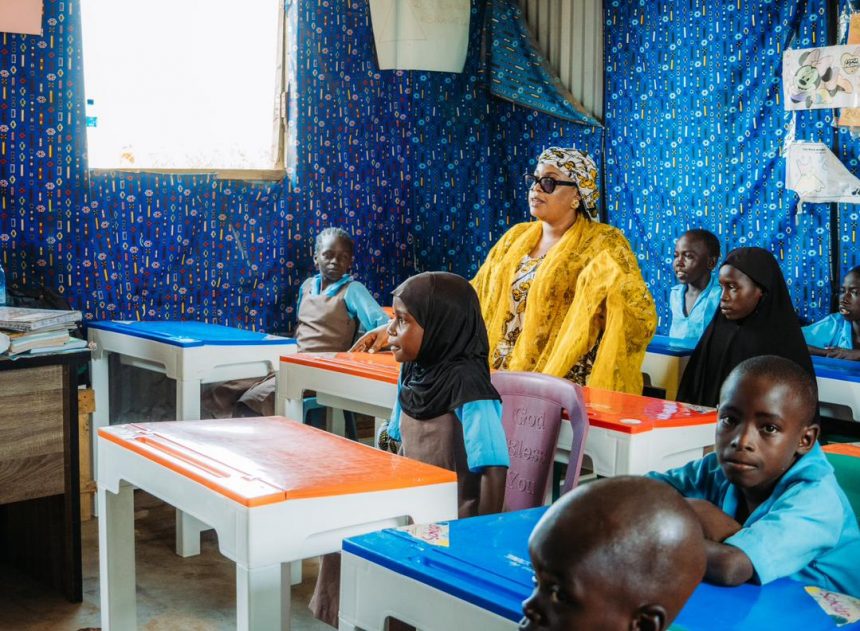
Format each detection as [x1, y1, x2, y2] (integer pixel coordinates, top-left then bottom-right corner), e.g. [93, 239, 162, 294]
[537, 146, 600, 219]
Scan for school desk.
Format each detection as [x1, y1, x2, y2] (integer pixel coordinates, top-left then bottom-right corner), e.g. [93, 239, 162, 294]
[814, 356, 860, 422]
[88, 319, 296, 555]
[642, 334, 695, 400]
[97, 417, 457, 631]
[276, 352, 717, 477]
[339, 508, 860, 631]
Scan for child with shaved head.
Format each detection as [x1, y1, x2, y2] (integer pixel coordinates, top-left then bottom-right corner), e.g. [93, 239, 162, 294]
[520, 476, 707, 631]
[649, 355, 860, 597]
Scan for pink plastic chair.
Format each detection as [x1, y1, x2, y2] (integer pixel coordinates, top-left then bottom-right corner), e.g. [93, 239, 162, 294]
[491, 371, 589, 511]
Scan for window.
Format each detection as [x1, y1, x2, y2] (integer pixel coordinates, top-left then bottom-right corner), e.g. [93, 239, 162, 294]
[80, 0, 286, 174]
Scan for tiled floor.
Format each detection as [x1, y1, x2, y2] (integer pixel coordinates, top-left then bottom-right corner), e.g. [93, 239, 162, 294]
[0, 492, 331, 631]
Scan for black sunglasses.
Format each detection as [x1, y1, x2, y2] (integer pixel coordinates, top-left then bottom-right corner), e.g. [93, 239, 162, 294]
[524, 173, 578, 194]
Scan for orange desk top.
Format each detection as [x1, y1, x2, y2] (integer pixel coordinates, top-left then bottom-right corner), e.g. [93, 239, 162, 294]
[98, 417, 456, 507]
[282, 351, 400, 384]
[280, 352, 717, 435]
[824, 443, 860, 458]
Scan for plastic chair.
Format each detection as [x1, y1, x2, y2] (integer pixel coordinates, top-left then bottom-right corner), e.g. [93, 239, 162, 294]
[491, 371, 589, 512]
[823, 444, 860, 518]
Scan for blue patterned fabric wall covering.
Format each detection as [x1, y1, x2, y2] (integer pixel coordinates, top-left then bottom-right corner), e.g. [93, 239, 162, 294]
[1, 0, 593, 332]
[287, 0, 601, 287]
[604, 0, 835, 332]
[0, 2, 90, 302]
[836, 1, 860, 282]
[488, 0, 601, 126]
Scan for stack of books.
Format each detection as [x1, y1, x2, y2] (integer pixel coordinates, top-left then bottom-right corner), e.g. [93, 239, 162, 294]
[0, 306, 87, 357]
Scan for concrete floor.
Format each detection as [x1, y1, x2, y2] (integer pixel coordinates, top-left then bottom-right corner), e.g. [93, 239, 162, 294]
[0, 492, 331, 631]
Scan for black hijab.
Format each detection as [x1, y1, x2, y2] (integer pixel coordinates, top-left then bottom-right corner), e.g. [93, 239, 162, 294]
[677, 247, 814, 407]
[394, 272, 500, 420]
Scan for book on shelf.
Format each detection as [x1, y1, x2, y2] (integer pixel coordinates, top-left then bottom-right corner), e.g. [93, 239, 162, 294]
[27, 337, 88, 355]
[0, 306, 82, 332]
[8, 329, 71, 354]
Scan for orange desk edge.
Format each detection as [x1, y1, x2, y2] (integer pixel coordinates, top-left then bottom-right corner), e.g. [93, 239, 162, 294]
[99, 417, 455, 507]
[824, 443, 860, 458]
[280, 352, 400, 385]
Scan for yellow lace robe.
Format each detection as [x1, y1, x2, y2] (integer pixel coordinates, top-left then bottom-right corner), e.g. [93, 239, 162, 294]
[472, 219, 657, 394]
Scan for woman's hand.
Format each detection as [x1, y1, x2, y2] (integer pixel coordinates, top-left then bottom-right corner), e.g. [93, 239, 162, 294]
[350, 322, 392, 353]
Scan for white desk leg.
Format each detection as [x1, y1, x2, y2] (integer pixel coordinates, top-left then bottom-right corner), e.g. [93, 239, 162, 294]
[90, 353, 110, 518]
[329, 407, 346, 437]
[99, 483, 137, 631]
[175, 379, 207, 557]
[285, 396, 304, 424]
[236, 562, 290, 631]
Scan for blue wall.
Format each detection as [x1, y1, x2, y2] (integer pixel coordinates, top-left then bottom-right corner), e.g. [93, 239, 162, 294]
[1, 0, 856, 334]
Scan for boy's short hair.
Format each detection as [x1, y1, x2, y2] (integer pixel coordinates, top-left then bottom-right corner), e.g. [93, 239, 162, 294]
[724, 355, 818, 426]
[846, 264, 860, 278]
[683, 229, 721, 260]
[315, 227, 354, 255]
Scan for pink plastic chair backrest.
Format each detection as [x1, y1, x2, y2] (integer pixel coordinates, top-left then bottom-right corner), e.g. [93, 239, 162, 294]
[491, 371, 589, 512]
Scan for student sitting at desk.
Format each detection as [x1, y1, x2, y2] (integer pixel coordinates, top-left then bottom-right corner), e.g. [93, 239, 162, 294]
[804, 266, 860, 361]
[669, 229, 722, 342]
[311, 272, 510, 627]
[208, 227, 389, 429]
[649, 355, 860, 597]
[521, 476, 706, 631]
[677, 247, 813, 407]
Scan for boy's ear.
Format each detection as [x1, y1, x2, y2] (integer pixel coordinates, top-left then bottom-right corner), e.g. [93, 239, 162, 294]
[707, 255, 718, 271]
[796, 423, 820, 455]
[631, 605, 667, 631]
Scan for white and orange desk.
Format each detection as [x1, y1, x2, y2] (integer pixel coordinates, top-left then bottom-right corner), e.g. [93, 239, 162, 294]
[97, 417, 457, 631]
[276, 352, 717, 477]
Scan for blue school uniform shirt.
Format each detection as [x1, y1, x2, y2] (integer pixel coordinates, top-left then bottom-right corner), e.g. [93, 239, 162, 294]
[668, 275, 722, 341]
[387, 380, 511, 472]
[297, 274, 390, 332]
[647, 443, 860, 596]
[802, 313, 855, 350]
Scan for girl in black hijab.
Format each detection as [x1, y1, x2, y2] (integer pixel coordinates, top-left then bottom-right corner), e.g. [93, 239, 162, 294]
[386, 271, 509, 517]
[677, 247, 814, 407]
[310, 273, 510, 628]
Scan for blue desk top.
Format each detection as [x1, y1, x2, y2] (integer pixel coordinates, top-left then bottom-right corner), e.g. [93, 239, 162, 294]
[87, 320, 296, 348]
[343, 508, 860, 629]
[813, 356, 860, 384]
[647, 334, 697, 357]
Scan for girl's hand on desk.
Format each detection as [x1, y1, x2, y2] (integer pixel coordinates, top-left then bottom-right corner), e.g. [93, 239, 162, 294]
[350, 323, 391, 353]
[825, 347, 860, 361]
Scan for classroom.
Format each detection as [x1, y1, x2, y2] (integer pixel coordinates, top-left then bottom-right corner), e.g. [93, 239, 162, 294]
[2, 0, 860, 629]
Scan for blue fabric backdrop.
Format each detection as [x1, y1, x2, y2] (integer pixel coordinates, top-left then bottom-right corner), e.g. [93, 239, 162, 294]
[604, 0, 841, 332]
[2, 0, 859, 336]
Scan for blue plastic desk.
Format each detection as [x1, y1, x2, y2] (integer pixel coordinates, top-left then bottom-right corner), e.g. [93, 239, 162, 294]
[340, 507, 859, 631]
[813, 356, 860, 421]
[643, 334, 696, 400]
[87, 320, 296, 556]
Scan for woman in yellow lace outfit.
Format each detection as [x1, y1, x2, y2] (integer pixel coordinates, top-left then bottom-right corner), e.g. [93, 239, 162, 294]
[354, 147, 656, 394]
[472, 147, 656, 393]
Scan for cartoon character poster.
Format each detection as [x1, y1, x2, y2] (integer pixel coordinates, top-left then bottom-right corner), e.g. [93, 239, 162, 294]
[786, 142, 860, 210]
[783, 45, 860, 110]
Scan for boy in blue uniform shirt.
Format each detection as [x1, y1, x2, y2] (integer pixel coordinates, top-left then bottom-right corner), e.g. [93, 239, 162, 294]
[804, 266, 860, 361]
[669, 229, 722, 341]
[648, 355, 860, 596]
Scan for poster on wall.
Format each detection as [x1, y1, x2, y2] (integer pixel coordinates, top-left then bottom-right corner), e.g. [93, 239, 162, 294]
[839, 14, 860, 127]
[782, 45, 860, 110]
[785, 142, 860, 210]
[368, 0, 470, 73]
[0, 0, 43, 35]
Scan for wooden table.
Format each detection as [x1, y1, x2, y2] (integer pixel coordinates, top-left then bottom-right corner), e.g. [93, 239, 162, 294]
[0, 348, 90, 602]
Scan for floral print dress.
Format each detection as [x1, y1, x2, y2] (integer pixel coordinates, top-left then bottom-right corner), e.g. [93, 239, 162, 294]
[491, 255, 600, 385]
